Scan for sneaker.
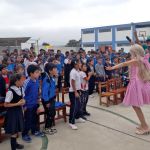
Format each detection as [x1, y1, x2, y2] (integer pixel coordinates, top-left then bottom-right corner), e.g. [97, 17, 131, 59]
[51, 128, 57, 133]
[69, 123, 78, 130]
[33, 131, 45, 137]
[43, 128, 55, 135]
[76, 118, 86, 123]
[22, 135, 32, 143]
[16, 143, 24, 149]
[90, 95, 94, 98]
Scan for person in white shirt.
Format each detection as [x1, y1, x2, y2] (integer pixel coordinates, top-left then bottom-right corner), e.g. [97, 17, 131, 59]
[4, 74, 25, 150]
[80, 63, 93, 117]
[69, 60, 85, 130]
[24, 56, 37, 77]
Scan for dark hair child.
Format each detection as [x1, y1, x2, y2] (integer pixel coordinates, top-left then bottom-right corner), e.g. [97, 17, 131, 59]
[41, 63, 58, 134]
[80, 63, 92, 116]
[4, 74, 25, 150]
[22, 65, 44, 143]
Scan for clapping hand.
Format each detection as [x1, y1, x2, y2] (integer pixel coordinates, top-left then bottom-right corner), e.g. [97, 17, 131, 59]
[106, 66, 113, 71]
[17, 99, 25, 106]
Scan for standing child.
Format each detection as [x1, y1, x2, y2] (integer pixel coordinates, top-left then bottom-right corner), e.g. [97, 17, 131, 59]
[55, 54, 63, 92]
[104, 58, 113, 80]
[69, 60, 86, 130]
[22, 65, 44, 143]
[87, 58, 96, 98]
[106, 44, 150, 135]
[80, 63, 92, 117]
[41, 63, 57, 134]
[4, 74, 25, 150]
[15, 64, 25, 75]
[0, 65, 9, 97]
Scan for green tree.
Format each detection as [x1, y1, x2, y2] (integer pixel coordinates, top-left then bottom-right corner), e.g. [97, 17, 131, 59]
[66, 39, 81, 47]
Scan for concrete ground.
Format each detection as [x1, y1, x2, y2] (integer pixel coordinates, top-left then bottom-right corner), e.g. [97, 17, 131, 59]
[1, 92, 150, 150]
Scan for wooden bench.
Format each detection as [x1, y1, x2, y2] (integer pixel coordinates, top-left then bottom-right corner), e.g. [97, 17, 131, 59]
[98, 81, 116, 107]
[62, 87, 71, 116]
[62, 87, 70, 107]
[37, 89, 67, 127]
[108, 78, 126, 104]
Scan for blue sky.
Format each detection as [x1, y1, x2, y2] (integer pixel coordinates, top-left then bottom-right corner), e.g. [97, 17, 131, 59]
[0, 0, 149, 45]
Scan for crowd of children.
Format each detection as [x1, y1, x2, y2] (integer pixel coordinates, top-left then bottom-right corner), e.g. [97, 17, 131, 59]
[1, 31, 150, 149]
[0, 46, 131, 149]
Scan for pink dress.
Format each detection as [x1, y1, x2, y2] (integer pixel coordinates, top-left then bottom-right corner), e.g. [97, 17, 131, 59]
[123, 54, 150, 107]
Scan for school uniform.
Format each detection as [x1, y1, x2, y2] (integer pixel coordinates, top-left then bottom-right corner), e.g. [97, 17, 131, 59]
[22, 77, 39, 136]
[104, 63, 113, 80]
[56, 62, 62, 91]
[79, 71, 89, 115]
[87, 65, 95, 95]
[4, 86, 24, 135]
[95, 63, 106, 82]
[41, 74, 56, 129]
[69, 68, 82, 124]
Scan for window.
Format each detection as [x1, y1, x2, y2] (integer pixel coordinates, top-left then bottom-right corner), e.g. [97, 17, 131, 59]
[117, 27, 131, 31]
[83, 43, 94, 47]
[82, 29, 94, 34]
[135, 24, 150, 28]
[117, 43, 130, 47]
[99, 43, 112, 46]
[99, 28, 111, 33]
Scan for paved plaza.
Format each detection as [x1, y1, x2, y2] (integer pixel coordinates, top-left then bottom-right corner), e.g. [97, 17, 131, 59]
[1, 93, 150, 150]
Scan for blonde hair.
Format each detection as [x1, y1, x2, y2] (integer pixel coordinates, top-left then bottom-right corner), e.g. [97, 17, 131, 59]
[130, 44, 150, 81]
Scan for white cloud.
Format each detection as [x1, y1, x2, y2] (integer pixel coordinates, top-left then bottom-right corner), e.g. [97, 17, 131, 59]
[0, 0, 149, 45]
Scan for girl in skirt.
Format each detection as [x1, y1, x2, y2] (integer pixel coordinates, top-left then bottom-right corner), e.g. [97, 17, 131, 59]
[4, 74, 25, 150]
[106, 44, 150, 135]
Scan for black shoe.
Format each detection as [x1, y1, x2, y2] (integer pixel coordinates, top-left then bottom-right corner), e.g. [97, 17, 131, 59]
[16, 143, 24, 149]
[84, 112, 91, 116]
[81, 116, 87, 120]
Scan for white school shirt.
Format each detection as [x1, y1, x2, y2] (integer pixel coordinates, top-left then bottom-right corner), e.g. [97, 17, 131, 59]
[69, 68, 81, 92]
[79, 71, 88, 91]
[5, 86, 25, 103]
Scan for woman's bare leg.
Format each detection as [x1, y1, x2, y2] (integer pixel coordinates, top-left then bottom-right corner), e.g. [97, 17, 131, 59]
[132, 106, 149, 130]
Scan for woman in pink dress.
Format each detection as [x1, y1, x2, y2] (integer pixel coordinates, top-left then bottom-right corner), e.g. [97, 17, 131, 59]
[107, 44, 150, 135]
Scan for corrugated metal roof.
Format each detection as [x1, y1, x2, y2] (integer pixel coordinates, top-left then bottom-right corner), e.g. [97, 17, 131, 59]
[0, 37, 30, 46]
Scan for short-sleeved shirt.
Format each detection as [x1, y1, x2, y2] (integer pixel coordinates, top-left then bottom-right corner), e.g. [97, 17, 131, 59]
[79, 71, 88, 91]
[5, 86, 24, 103]
[69, 68, 81, 92]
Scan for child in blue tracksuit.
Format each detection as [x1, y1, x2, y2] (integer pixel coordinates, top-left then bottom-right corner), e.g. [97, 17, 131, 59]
[41, 63, 58, 134]
[22, 64, 44, 143]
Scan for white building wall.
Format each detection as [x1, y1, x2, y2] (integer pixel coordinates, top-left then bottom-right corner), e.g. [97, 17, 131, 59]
[82, 33, 95, 42]
[38, 45, 80, 54]
[98, 31, 112, 41]
[83, 47, 95, 52]
[116, 30, 131, 41]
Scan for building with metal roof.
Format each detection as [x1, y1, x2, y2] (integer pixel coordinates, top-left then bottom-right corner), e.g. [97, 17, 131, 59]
[81, 21, 150, 52]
